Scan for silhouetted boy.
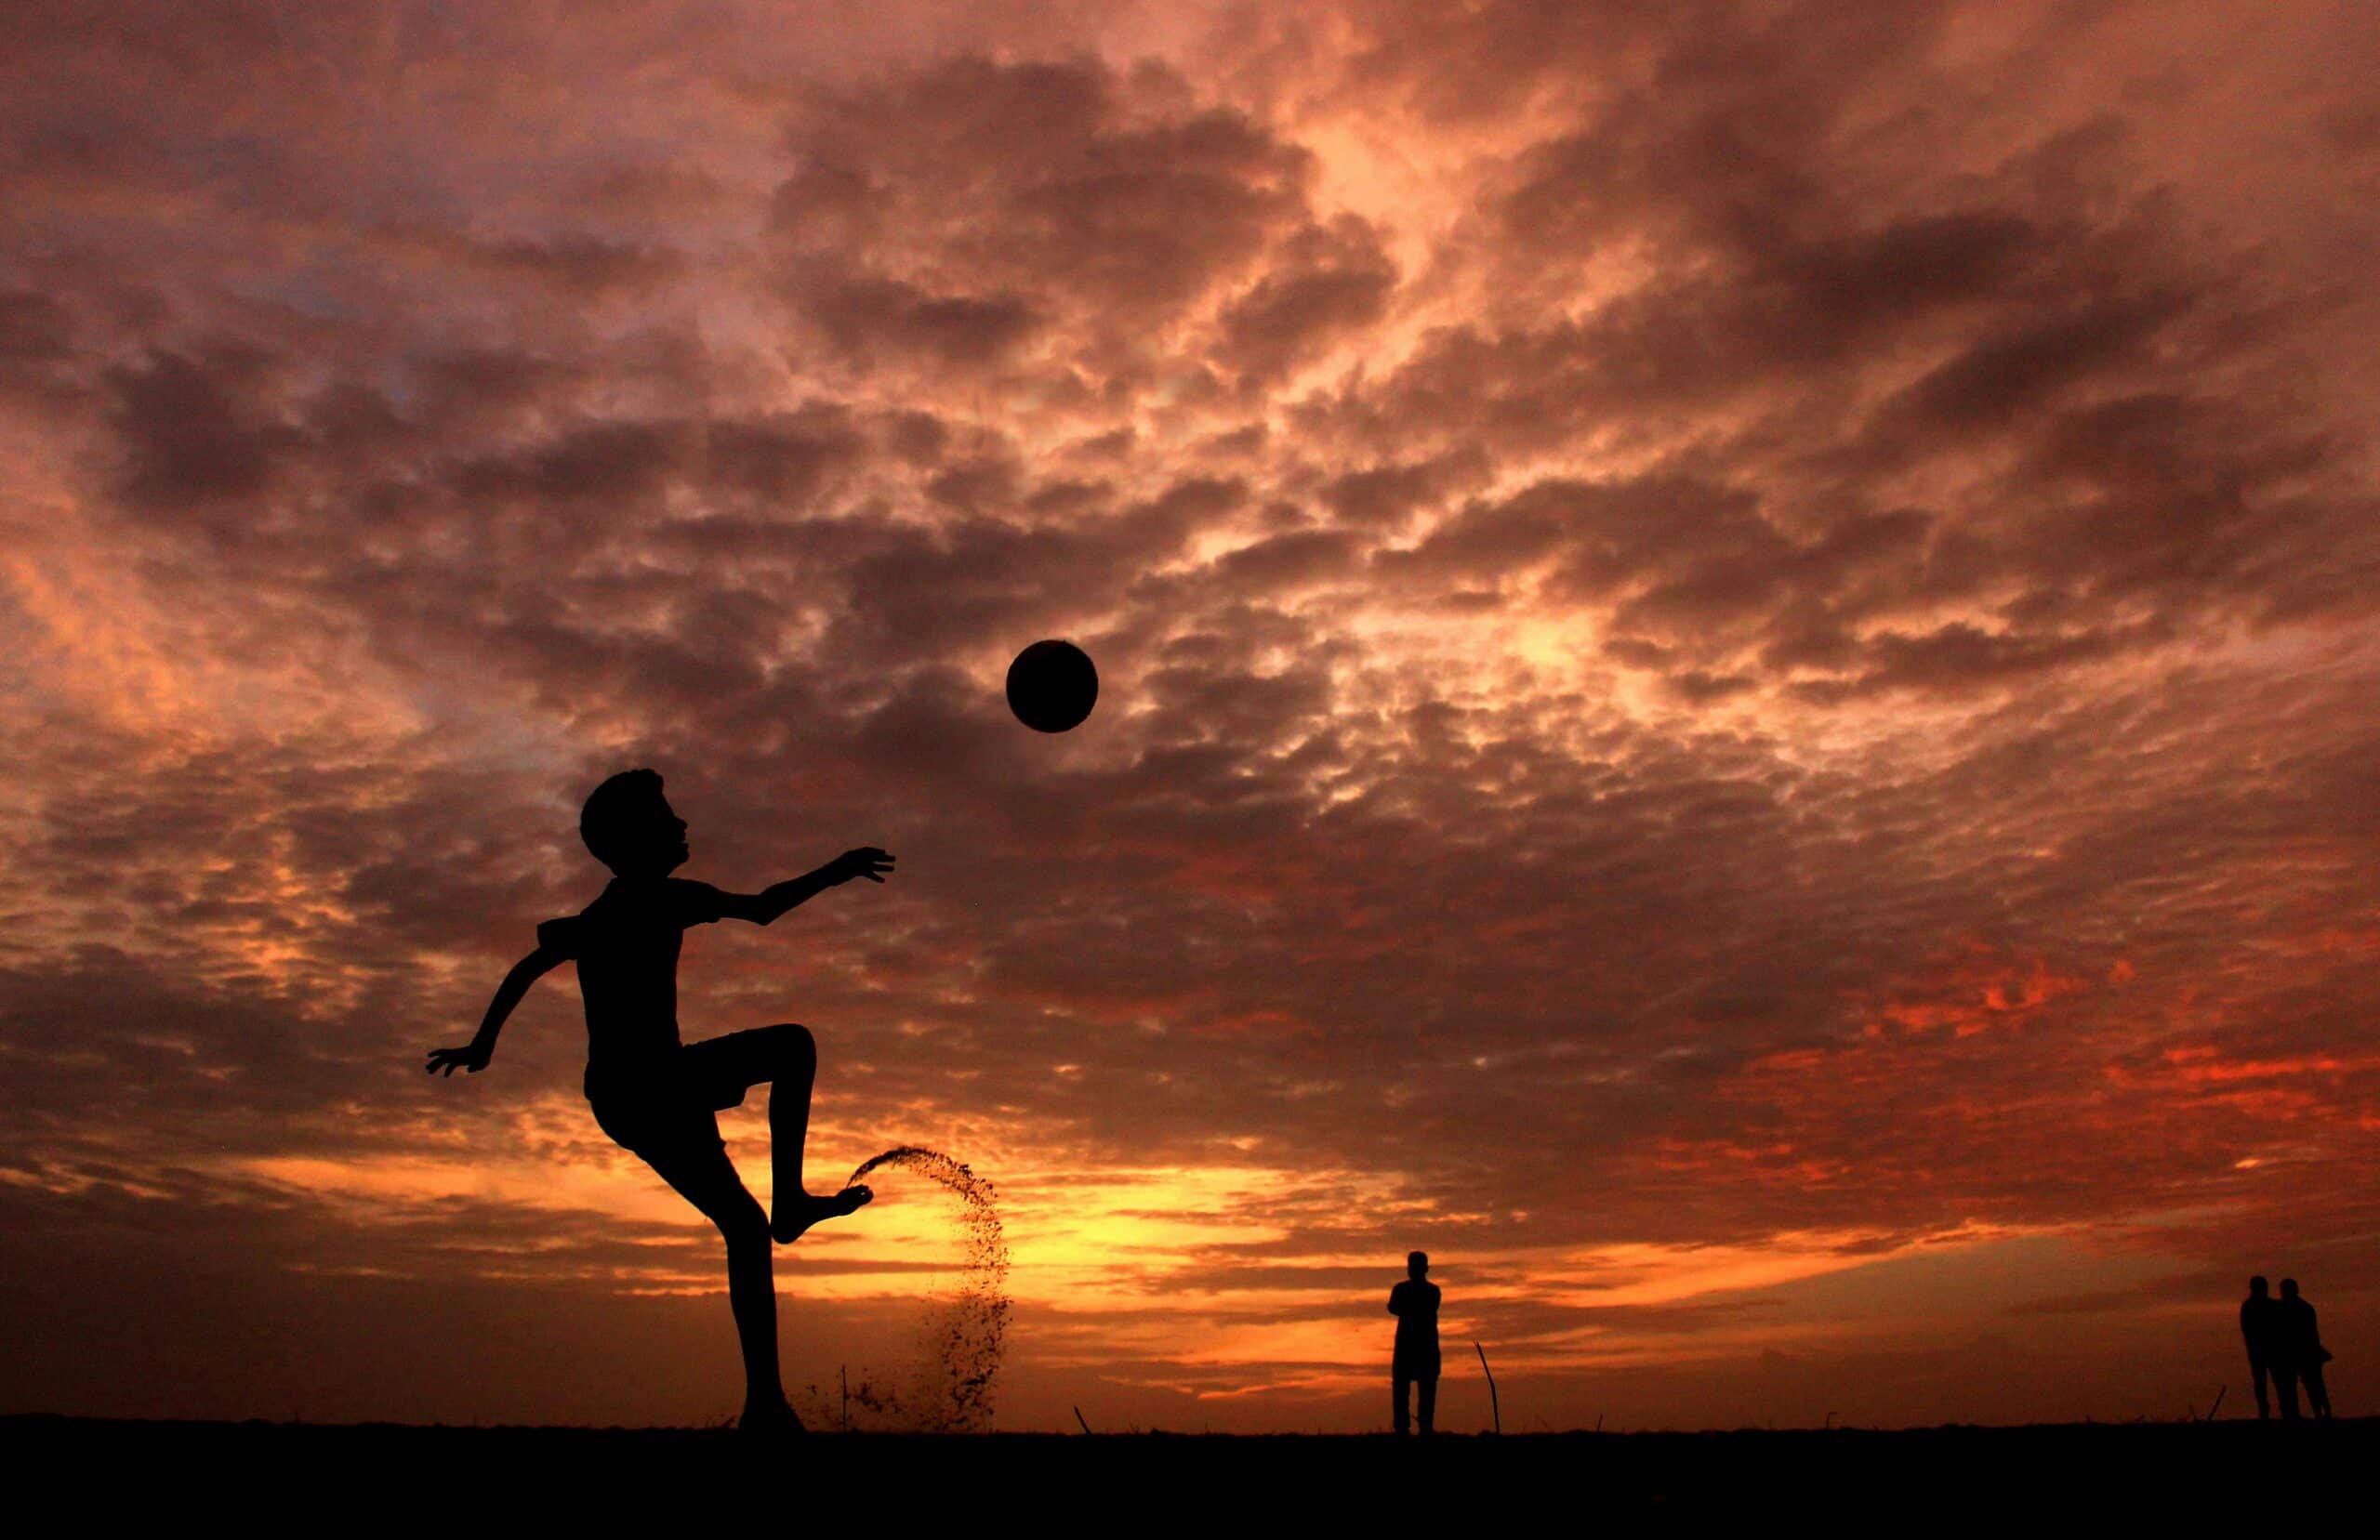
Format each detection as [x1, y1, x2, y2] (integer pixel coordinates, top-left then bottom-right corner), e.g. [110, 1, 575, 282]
[1388, 1250, 1442, 1435]
[2278, 1278, 2333, 1420]
[429, 769, 892, 1432]
[2241, 1275, 2279, 1419]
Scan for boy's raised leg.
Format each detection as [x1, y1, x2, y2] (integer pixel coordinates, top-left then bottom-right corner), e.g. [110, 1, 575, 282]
[747, 1023, 871, 1244]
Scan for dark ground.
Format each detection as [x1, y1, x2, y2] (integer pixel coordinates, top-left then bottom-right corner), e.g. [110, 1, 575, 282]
[7, 1415, 2362, 1523]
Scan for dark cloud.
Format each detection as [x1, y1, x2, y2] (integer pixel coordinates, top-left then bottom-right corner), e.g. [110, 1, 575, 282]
[1212, 215, 1398, 383]
[1320, 447, 1489, 530]
[106, 349, 310, 516]
[767, 54, 1321, 385]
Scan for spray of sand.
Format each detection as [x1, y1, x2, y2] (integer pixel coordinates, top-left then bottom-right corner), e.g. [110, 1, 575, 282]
[842, 1146, 1010, 1431]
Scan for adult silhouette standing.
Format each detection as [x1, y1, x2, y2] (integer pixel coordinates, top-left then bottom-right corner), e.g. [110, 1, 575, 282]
[2241, 1276, 2280, 1419]
[2279, 1279, 2333, 1419]
[1388, 1250, 1442, 1435]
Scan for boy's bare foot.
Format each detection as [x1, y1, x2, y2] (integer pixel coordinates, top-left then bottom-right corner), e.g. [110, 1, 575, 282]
[771, 1184, 873, 1244]
[738, 1399, 805, 1435]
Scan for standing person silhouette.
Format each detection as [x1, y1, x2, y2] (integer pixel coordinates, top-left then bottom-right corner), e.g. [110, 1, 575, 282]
[2279, 1279, 2334, 1420]
[427, 769, 891, 1433]
[1388, 1250, 1442, 1435]
[2241, 1276, 2280, 1419]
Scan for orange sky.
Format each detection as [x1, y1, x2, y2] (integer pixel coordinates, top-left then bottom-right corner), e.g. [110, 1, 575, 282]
[3, 0, 2378, 1431]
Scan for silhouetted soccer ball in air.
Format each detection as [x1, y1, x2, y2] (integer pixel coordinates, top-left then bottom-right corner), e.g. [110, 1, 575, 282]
[1006, 639, 1098, 732]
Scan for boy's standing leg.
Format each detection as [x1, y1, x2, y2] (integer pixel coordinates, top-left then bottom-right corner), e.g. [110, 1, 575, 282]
[633, 1134, 797, 1427]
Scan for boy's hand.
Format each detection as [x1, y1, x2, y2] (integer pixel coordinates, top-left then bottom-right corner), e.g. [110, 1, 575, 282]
[426, 1042, 492, 1076]
[824, 847, 895, 886]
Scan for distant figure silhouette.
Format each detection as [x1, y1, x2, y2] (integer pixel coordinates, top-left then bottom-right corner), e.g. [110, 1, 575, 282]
[1388, 1250, 1441, 1435]
[2241, 1275, 2280, 1419]
[2277, 1278, 2334, 1420]
[428, 769, 892, 1433]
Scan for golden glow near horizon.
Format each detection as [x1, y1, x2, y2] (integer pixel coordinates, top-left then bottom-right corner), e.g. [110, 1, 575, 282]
[231, 1106, 2069, 1410]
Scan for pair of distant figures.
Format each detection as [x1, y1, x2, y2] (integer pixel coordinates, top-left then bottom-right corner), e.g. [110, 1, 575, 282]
[2241, 1277, 2333, 1420]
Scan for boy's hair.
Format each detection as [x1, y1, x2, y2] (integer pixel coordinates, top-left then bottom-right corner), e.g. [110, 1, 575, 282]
[581, 768, 667, 872]
[1408, 1250, 1428, 1270]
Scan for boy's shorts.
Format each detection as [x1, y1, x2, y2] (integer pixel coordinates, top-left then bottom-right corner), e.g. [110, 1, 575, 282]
[586, 1029, 776, 1163]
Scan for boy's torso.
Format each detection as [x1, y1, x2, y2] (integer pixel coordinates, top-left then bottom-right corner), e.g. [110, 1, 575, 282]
[543, 877, 731, 1081]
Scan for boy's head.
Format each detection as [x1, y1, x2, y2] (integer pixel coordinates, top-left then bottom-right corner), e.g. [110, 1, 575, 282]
[580, 769, 689, 877]
[1408, 1250, 1429, 1279]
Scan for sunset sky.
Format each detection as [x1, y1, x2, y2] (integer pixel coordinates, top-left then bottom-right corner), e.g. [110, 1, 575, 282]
[5, 1, 2378, 1432]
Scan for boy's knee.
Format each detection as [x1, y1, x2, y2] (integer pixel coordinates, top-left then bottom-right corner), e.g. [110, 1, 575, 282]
[719, 1197, 770, 1249]
[769, 1022, 816, 1068]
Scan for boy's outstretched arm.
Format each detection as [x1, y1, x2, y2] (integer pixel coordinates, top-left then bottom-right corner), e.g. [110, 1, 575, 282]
[427, 945, 567, 1075]
[720, 847, 895, 926]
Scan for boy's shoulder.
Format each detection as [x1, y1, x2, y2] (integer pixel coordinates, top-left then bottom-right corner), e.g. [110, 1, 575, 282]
[652, 876, 730, 925]
[538, 877, 730, 954]
[537, 909, 588, 955]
